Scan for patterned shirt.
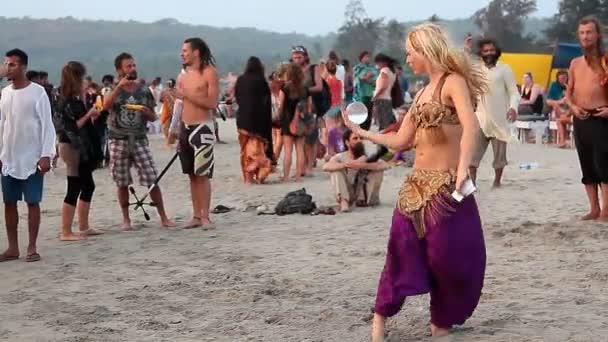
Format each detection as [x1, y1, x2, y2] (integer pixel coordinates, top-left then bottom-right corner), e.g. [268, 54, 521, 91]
[108, 85, 155, 140]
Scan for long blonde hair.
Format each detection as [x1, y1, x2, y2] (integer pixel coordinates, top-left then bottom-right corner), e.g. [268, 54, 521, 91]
[407, 23, 487, 104]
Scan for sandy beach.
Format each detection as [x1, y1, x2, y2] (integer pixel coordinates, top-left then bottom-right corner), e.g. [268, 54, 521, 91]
[1, 119, 607, 342]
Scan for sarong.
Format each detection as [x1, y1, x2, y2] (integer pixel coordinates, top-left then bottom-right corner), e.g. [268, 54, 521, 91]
[238, 130, 272, 183]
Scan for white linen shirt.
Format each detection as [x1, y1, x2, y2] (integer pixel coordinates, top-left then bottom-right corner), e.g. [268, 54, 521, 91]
[0, 82, 56, 179]
[476, 62, 520, 142]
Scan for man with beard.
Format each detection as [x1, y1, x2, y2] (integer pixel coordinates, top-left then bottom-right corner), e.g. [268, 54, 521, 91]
[566, 16, 608, 221]
[469, 38, 520, 188]
[103, 52, 174, 230]
[176, 38, 219, 230]
[322, 129, 389, 212]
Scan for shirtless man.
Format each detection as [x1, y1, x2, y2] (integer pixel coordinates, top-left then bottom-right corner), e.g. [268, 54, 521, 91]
[566, 16, 608, 222]
[177, 38, 219, 229]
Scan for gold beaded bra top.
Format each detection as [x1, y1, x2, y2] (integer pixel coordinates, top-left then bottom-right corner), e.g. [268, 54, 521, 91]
[409, 73, 460, 145]
[398, 73, 462, 238]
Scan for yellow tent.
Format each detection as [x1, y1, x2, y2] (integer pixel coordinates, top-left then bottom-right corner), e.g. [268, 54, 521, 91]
[499, 53, 562, 89]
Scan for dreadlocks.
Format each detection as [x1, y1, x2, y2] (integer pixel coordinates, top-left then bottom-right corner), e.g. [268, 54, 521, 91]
[184, 37, 216, 71]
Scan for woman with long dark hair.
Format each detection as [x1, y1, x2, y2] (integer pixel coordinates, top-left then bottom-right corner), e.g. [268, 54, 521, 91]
[56, 61, 107, 241]
[234, 56, 273, 184]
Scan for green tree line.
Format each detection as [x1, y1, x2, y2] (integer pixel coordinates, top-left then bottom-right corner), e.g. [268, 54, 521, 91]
[0, 0, 606, 83]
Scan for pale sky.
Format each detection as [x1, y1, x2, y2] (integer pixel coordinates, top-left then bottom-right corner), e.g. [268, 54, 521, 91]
[5, 0, 558, 36]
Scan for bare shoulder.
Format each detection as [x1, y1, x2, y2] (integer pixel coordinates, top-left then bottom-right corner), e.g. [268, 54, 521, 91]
[203, 65, 218, 78]
[444, 73, 468, 94]
[570, 56, 584, 69]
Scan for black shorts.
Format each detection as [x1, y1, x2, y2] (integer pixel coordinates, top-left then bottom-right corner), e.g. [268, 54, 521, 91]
[573, 113, 608, 184]
[178, 122, 215, 178]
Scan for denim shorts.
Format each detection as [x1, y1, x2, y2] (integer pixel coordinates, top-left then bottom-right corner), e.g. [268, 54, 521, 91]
[1, 172, 44, 204]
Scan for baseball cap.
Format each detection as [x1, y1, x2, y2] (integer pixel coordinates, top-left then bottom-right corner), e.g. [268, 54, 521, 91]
[291, 45, 308, 55]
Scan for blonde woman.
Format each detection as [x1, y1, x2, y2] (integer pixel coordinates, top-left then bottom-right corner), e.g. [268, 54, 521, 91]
[343, 23, 487, 339]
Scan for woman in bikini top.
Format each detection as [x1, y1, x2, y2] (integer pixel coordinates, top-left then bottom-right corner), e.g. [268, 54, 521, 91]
[342, 23, 488, 340]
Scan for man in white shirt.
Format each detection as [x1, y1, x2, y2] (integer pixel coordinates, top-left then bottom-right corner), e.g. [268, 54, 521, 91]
[0, 49, 56, 263]
[470, 39, 520, 188]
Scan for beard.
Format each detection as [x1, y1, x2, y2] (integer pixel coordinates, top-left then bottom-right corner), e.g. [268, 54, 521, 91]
[482, 54, 498, 67]
[351, 142, 366, 159]
[125, 70, 138, 80]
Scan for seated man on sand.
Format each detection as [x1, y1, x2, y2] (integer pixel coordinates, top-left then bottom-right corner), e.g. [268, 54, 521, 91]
[322, 129, 390, 212]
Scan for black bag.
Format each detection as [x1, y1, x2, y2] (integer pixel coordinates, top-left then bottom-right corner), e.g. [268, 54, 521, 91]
[309, 64, 331, 116]
[275, 188, 317, 216]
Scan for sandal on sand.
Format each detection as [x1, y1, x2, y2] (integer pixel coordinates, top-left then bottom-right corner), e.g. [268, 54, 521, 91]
[212, 205, 232, 214]
[0, 253, 19, 262]
[313, 207, 336, 216]
[26, 253, 41, 263]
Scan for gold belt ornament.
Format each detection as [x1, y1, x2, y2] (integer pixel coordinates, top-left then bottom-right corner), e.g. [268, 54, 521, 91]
[397, 169, 457, 238]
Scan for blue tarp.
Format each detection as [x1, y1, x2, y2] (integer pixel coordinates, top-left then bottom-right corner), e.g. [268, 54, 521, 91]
[551, 43, 583, 69]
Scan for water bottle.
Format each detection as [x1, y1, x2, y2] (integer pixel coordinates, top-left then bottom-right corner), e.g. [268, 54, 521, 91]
[519, 162, 539, 170]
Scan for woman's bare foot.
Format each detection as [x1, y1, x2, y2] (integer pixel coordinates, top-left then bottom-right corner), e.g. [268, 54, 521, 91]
[79, 228, 104, 236]
[121, 222, 134, 231]
[201, 218, 216, 231]
[60, 233, 87, 241]
[598, 213, 608, 222]
[582, 211, 600, 221]
[371, 314, 386, 342]
[184, 217, 202, 229]
[161, 219, 177, 229]
[340, 200, 351, 213]
[431, 324, 450, 337]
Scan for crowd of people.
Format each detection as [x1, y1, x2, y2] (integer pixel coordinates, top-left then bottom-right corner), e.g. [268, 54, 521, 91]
[0, 14, 607, 341]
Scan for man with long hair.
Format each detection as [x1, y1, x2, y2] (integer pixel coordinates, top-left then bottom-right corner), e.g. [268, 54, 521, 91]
[566, 16, 608, 221]
[0, 49, 56, 262]
[469, 38, 520, 188]
[177, 37, 219, 229]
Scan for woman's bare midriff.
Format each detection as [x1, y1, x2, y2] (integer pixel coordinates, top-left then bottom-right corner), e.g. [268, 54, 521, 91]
[412, 125, 462, 171]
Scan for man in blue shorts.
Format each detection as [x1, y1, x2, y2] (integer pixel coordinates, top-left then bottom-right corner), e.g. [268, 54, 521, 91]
[0, 49, 56, 263]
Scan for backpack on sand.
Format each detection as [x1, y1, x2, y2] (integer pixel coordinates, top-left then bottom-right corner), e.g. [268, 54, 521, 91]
[275, 188, 317, 216]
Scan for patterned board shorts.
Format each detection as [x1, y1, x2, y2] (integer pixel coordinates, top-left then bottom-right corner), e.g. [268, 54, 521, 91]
[108, 138, 158, 188]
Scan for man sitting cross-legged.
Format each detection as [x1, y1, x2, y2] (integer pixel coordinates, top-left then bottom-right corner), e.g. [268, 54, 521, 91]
[322, 129, 390, 212]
